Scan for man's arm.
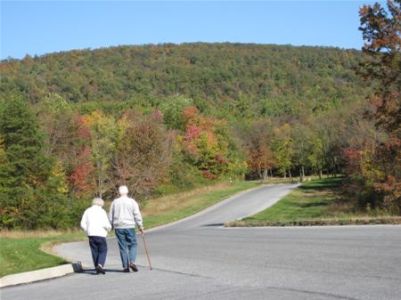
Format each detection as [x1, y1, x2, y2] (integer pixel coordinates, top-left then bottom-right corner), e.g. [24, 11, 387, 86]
[80, 210, 88, 233]
[102, 209, 112, 231]
[108, 202, 114, 227]
[133, 201, 144, 233]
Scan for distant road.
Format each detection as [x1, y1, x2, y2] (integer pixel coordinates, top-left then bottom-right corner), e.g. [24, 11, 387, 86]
[3, 184, 401, 300]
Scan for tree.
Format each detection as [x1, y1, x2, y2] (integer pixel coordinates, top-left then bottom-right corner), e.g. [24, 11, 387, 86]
[0, 98, 51, 186]
[359, 0, 401, 212]
[307, 132, 326, 179]
[180, 106, 231, 178]
[113, 110, 173, 199]
[35, 95, 95, 198]
[35, 93, 74, 157]
[84, 111, 120, 197]
[272, 123, 294, 178]
[0, 97, 58, 228]
[159, 95, 193, 130]
[238, 119, 275, 181]
[291, 123, 311, 181]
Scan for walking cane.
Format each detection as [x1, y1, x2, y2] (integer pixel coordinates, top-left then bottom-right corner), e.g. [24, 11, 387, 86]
[141, 232, 152, 270]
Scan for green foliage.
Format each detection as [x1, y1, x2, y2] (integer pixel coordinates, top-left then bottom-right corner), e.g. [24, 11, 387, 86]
[84, 111, 120, 197]
[0, 97, 80, 229]
[272, 123, 294, 177]
[161, 151, 208, 193]
[0, 43, 366, 117]
[159, 96, 193, 130]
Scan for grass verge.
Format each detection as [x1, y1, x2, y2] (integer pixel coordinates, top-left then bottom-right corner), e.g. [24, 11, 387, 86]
[0, 230, 85, 277]
[227, 177, 401, 227]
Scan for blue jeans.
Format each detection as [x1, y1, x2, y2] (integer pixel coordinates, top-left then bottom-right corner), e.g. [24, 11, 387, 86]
[88, 236, 108, 268]
[115, 228, 137, 269]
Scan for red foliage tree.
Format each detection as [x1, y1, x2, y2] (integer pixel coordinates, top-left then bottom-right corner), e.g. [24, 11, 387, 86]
[67, 115, 94, 196]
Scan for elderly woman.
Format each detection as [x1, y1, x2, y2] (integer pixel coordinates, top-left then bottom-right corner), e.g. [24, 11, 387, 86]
[80, 197, 112, 274]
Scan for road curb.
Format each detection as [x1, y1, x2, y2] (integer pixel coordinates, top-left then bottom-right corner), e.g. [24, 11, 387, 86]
[0, 262, 82, 288]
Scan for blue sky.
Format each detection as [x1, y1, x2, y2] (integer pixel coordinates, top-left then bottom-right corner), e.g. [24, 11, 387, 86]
[1, 0, 383, 59]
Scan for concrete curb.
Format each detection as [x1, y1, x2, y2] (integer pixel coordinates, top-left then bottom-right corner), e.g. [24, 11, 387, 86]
[0, 262, 82, 289]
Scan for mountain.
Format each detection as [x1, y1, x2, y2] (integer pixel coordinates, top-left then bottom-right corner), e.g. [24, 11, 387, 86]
[0, 43, 367, 118]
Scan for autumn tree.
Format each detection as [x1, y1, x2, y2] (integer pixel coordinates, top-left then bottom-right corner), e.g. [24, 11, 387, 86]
[238, 119, 275, 181]
[359, 0, 401, 212]
[180, 106, 231, 179]
[113, 110, 173, 199]
[84, 111, 121, 197]
[67, 114, 95, 197]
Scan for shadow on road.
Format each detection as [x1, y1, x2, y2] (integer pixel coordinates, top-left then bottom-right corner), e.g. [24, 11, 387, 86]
[74, 267, 130, 275]
[202, 223, 224, 227]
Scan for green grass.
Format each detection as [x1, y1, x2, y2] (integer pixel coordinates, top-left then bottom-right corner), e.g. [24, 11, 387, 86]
[228, 177, 401, 227]
[247, 178, 342, 221]
[0, 231, 85, 277]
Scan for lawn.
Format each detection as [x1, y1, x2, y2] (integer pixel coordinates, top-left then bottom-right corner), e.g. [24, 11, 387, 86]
[228, 177, 401, 227]
[0, 230, 85, 277]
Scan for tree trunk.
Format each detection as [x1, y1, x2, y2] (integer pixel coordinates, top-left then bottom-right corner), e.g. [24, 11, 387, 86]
[262, 168, 268, 182]
[256, 163, 262, 180]
[300, 166, 305, 182]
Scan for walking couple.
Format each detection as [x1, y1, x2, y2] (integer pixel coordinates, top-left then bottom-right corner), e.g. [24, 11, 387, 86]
[80, 185, 144, 274]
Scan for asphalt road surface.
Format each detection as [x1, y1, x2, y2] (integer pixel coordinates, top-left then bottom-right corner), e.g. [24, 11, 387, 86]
[2, 184, 401, 300]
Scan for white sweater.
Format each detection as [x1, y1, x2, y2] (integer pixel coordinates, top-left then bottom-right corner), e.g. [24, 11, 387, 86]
[80, 205, 112, 237]
[109, 195, 143, 229]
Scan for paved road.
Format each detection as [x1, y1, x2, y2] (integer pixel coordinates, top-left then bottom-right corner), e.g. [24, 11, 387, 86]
[2, 184, 401, 300]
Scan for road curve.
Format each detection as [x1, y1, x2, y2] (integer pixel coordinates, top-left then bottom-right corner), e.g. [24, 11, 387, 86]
[2, 184, 401, 300]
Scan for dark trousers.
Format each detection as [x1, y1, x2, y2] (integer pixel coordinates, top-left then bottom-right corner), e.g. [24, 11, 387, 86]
[88, 236, 108, 268]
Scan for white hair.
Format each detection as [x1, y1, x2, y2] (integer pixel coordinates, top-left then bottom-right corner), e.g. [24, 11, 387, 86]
[119, 185, 129, 195]
[92, 197, 104, 207]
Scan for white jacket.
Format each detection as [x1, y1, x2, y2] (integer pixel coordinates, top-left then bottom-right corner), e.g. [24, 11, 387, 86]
[80, 205, 112, 237]
[109, 195, 143, 229]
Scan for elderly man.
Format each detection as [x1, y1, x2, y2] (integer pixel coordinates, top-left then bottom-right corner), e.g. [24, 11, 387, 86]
[109, 185, 144, 272]
[80, 197, 112, 275]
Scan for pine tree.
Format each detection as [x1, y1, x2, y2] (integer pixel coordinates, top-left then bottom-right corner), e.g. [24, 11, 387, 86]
[0, 97, 52, 228]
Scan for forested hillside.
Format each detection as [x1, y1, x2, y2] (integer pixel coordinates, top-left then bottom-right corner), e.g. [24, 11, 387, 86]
[1, 43, 366, 118]
[1, 40, 399, 229]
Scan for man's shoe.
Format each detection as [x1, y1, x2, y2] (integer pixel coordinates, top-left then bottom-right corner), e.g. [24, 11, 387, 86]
[96, 265, 106, 275]
[123, 268, 130, 273]
[129, 263, 138, 272]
